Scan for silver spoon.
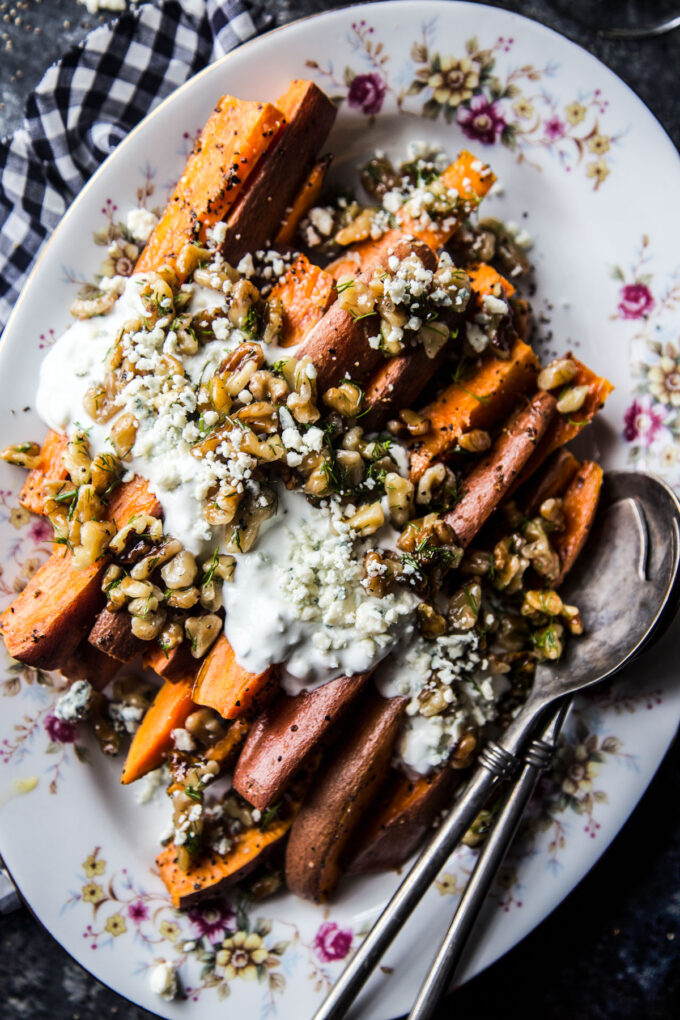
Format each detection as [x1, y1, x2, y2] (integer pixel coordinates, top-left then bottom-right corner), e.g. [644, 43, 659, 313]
[313, 470, 680, 1020]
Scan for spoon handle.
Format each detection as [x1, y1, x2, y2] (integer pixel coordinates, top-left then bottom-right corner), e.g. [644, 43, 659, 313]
[408, 700, 571, 1020]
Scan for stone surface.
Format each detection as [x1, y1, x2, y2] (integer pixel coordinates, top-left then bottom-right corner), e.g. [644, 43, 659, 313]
[1, 1, 680, 1018]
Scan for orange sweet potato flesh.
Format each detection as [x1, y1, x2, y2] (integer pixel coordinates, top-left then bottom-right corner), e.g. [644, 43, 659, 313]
[0, 477, 159, 670]
[135, 96, 284, 278]
[268, 254, 335, 347]
[445, 391, 557, 547]
[285, 691, 407, 902]
[553, 461, 604, 586]
[295, 236, 437, 393]
[121, 676, 195, 785]
[19, 429, 68, 515]
[511, 356, 613, 493]
[328, 150, 495, 279]
[221, 81, 337, 264]
[520, 448, 580, 517]
[205, 718, 249, 765]
[157, 812, 292, 909]
[276, 154, 332, 245]
[361, 263, 516, 432]
[345, 766, 459, 874]
[143, 639, 196, 682]
[233, 672, 371, 810]
[192, 633, 278, 721]
[409, 337, 539, 482]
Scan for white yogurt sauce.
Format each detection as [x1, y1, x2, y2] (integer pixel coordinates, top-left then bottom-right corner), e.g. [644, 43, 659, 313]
[36, 271, 494, 774]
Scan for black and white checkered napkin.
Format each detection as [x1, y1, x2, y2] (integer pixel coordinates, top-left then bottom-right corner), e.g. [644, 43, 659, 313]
[0, 0, 270, 334]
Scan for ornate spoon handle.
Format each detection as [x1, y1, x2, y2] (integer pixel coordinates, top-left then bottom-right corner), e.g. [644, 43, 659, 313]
[408, 699, 571, 1020]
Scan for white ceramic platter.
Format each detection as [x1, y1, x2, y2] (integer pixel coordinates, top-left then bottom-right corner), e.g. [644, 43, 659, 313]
[1, 3, 680, 1017]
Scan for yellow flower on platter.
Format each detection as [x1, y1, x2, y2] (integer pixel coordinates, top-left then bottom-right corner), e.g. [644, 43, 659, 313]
[9, 507, 30, 530]
[565, 101, 587, 125]
[435, 872, 460, 896]
[512, 97, 534, 120]
[428, 56, 480, 108]
[648, 355, 680, 406]
[215, 930, 269, 982]
[159, 920, 181, 943]
[105, 913, 127, 937]
[22, 556, 42, 580]
[588, 133, 610, 155]
[81, 882, 106, 905]
[82, 853, 106, 879]
[661, 445, 678, 468]
[587, 159, 610, 183]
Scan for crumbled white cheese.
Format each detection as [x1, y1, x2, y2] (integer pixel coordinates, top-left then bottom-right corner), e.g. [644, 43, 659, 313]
[54, 680, 93, 723]
[149, 960, 178, 1001]
[171, 728, 196, 753]
[125, 207, 158, 244]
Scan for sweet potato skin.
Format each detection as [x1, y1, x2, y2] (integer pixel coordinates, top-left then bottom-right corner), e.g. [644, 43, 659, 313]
[295, 237, 437, 392]
[361, 263, 517, 431]
[285, 691, 407, 902]
[59, 637, 121, 691]
[19, 429, 68, 515]
[222, 81, 337, 264]
[520, 447, 580, 517]
[233, 672, 371, 810]
[88, 608, 144, 663]
[553, 461, 604, 586]
[409, 338, 539, 482]
[345, 767, 458, 874]
[192, 633, 278, 721]
[120, 676, 195, 785]
[510, 355, 613, 494]
[445, 390, 557, 547]
[157, 815, 291, 909]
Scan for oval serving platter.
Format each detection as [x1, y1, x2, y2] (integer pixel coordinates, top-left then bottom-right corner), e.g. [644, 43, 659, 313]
[1, 3, 680, 1018]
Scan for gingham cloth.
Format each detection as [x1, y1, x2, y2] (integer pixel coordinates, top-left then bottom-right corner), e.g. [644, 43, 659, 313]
[0, 0, 270, 333]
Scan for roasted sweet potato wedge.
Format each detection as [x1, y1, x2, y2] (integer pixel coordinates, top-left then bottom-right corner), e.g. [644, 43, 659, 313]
[233, 672, 371, 810]
[345, 766, 459, 874]
[192, 633, 279, 720]
[553, 460, 604, 586]
[409, 338, 539, 482]
[157, 811, 292, 909]
[121, 675, 195, 785]
[295, 237, 437, 392]
[445, 390, 557, 547]
[88, 608, 145, 663]
[285, 690, 406, 902]
[222, 81, 337, 263]
[19, 429, 68, 515]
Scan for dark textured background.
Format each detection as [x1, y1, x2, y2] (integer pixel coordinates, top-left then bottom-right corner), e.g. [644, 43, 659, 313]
[1, 1, 679, 1017]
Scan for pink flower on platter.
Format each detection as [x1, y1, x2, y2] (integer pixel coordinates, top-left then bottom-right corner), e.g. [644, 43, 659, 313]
[187, 900, 235, 941]
[617, 282, 654, 320]
[29, 517, 53, 543]
[544, 116, 565, 140]
[347, 73, 386, 115]
[44, 714, 76, 744]
[314, 921, 353, 962]
[456, 94, 506, 145]
[623, 396, 668, 446]
[128, 900, 149, 924]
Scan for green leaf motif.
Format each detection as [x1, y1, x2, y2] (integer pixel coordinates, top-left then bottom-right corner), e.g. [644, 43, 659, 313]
[343, 66, 356, 86]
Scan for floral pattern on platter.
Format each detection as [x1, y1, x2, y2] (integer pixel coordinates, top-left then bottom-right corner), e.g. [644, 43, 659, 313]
[64, 847, 359, 1006]
[306, 19, 625, 188]
[61, 168, 157, 299]
[614, 236, 680, 485]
